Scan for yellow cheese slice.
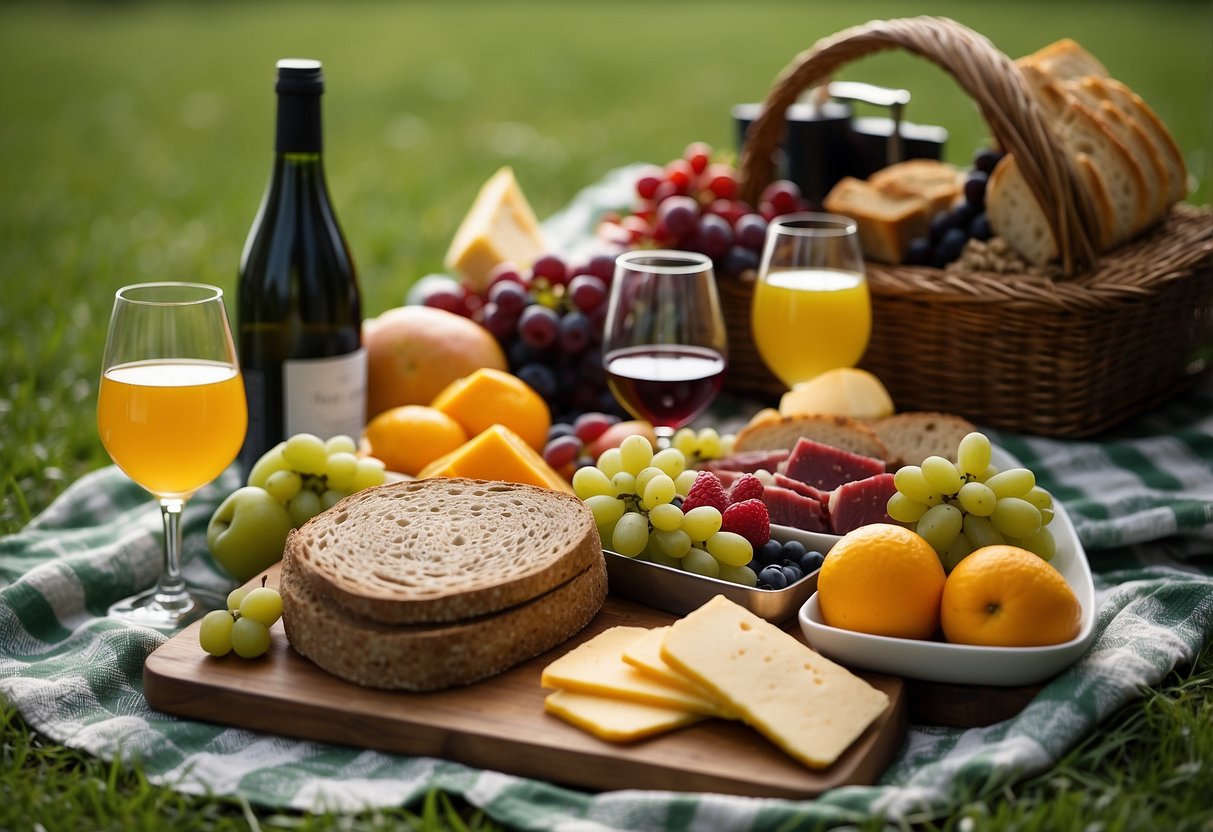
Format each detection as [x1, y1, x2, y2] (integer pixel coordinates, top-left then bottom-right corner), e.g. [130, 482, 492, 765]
[621, 626, 730, 705]
[543, 689, 703, 742]
[660, 595, 889, 770]
[540, 626, 726, 716]
[444, 166, 547, 292]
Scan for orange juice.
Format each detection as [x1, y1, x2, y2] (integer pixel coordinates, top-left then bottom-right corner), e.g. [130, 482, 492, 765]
[98, 359, 247, 499]
[751, 268, 871, 386]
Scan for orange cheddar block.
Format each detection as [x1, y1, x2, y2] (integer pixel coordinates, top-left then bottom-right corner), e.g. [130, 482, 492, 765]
[417, 423, 573, 494]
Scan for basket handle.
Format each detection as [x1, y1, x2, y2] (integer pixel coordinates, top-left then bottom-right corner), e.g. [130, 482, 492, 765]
[737, 16, 1099, 276]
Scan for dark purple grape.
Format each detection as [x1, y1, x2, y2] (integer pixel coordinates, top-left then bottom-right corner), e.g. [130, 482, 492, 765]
[558, 311, 593, 354]
[657, 195, 700, 240]
[506, 338, 537, 369]
[567, 274, 608, 314]
[518, 304, 559, 349]
[531, 253, 568, 287]
[973, 148, 1004, 175]
[929, 210, 955, 244]
[543, 435, 583, 469]
[548, 422, 576, 441]
[938, 226, 969, 264]
[488, 280, 528, 317]
[421, 287, 467, 315]
[516, 362, 557, 399]
[964, 171, 989, 207]
[722, 245, 760, 277]
[761, 180, 801, 215]
[480, 301, 517, 340]
[486, 262, 527, 290]
[698, 213, 733, 259]
[734, 213, 769, 251]
[905, 237, 932, 266]
[969, 212, 992, 242]
[583, 252, 618, 284]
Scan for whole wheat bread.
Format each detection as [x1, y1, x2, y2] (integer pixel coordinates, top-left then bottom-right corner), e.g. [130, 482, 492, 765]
[281, 549, 607, 691]
[288, 478, 602, 625]
[869, 412, 977, 469]
[733, 414, 887, 461]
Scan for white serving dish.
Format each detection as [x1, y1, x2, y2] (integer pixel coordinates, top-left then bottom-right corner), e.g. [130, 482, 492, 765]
[798, 448, 1097, 687]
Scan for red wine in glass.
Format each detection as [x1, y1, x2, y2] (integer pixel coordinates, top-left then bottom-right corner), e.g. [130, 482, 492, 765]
[605, 345, 726, 429]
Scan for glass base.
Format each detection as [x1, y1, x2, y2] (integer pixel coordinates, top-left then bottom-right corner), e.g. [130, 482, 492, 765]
[108, 585, 228, 631]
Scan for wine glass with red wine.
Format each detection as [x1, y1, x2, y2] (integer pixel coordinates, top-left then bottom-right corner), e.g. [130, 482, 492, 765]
[602, 250, 728, 445]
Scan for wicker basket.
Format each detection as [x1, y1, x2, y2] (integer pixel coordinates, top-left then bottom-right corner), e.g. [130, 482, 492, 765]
[728, 16, 1213, 437]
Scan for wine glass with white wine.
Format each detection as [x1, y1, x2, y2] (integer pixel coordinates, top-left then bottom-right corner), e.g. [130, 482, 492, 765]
[96, 282, 247, 630]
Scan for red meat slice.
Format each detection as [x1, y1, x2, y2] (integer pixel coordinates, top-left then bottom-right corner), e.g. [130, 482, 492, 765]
[780, 437, 886, 491]
[827, 473, 896, 534]
[762, 485, 828, 533]
[699, 449, 790, 475]
[773, 473, 829, 504]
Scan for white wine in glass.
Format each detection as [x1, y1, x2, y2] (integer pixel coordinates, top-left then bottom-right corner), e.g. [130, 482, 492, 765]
[97, 282, 247, 629]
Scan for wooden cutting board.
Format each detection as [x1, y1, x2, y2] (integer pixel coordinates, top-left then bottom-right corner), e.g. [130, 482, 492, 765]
[144, 564, 907, 798]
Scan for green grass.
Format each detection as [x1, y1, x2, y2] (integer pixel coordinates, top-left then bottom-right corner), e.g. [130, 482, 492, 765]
[1, 1, 1210, 829]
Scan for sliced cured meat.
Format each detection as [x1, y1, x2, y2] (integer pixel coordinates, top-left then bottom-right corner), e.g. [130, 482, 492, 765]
[699, 449, 790, 476]
[772, 473, 829, 504]
[762, 485, 828, 533]
[780, 437, 886, 491]
[827, 473, 896, 535]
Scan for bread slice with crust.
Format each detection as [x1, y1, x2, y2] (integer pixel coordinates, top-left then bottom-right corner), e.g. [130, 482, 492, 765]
[281, 548, 607, 691]
[287, 478, 602, 625]
[1018, 37, 1109, 80]
[733, 413, 887, 461]
[869, 411, 978, 469]
[1086, 76, 1188, 205]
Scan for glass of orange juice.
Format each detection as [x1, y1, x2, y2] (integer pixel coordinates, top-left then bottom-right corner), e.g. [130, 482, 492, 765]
[97, 283, 247, 629]
[751, 213, 871, 388]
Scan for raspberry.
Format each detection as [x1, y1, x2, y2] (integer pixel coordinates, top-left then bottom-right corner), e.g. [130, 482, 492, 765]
[727, 473, 765, 505]
[680, 471, 728, 514]
[721, 499, 771, 549]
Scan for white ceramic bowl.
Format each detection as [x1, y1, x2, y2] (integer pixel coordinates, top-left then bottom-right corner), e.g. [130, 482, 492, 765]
[798, 491, 1096, 687]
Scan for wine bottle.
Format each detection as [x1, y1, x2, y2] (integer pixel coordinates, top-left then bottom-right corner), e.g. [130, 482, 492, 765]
[237, 58, 366, 473]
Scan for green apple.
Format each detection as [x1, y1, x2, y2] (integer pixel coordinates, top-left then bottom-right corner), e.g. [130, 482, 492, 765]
[207, 486, 294, 581]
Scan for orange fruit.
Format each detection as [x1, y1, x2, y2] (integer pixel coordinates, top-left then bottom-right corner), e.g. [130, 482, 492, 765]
[363, 405, 468, 476]
[941, 545, 1081, 647]
[431, 367, 551, 451]
[817, 523, 946, 640]
[364, 306, 508, 419]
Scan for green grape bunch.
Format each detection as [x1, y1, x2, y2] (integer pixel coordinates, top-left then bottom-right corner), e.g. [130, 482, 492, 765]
[887, 431, 1058, 571]
[572, 435, 757, 587]
[198, 576, 284, 659]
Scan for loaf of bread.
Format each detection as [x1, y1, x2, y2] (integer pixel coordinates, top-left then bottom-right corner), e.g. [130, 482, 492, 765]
[734, 413, 888, 460]
[986, 38, 1187, 265]
[868, 159, 963, 216]
[281, 548, 607, 691]
[822, 176, 930, 264]
[287, 478, 602, 625]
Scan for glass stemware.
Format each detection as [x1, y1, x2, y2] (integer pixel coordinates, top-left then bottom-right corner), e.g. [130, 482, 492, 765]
[97, 282, 247, 629]
[602, 250, 728, 445]
[751, 212, 871, 388]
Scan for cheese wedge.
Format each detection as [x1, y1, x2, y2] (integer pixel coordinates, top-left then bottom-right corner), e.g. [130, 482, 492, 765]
[417, 423, 573, 494]
[660, 595, 889, 770]
[444, 166, 547, 291]
[543, 689, 703, 742]
[540, 626, 726, 716]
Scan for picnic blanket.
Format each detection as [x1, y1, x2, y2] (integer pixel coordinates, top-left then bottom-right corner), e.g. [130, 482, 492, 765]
[3, 171, 1213, 830]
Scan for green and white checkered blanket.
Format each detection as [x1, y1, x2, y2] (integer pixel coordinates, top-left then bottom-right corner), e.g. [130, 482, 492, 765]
[3, 375, 1211, 830]
[3, 169, 1212, 829]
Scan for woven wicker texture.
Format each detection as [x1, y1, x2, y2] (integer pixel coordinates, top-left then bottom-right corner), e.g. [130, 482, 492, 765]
[726, 16, 1213, 436]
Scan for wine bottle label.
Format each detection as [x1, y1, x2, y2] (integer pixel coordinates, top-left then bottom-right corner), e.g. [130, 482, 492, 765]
[283, 348, 367, 439]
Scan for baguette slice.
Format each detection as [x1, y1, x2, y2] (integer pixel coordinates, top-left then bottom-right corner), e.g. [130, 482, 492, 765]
[1018, 37, 1109, 80]
[734, 413, 887, 461]
[288, 478, 602, 625]
[869, 411, 978, 470]
[281, 548, 607, 691]
[1088, 76, 1188, 205]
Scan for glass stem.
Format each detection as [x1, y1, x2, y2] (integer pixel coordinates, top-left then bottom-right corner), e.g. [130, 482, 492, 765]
[654, 426, 675, 450]
[156, 498, 190, 611]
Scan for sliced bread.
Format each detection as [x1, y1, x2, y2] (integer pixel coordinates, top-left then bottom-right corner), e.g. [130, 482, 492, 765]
[868, 158, 963, 216]
[280, 548, 607, 691]
[1018, 37, 1109, 80]
[288, 478, 602, 625]
[1088, 76, 1188, 205]
[869, 411, 978, 469]
[822, 176, 930, 264]
[733, 413, 888, 461]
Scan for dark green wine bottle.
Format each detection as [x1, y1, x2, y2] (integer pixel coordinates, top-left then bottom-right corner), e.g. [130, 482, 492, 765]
[237, 58, 365, 474]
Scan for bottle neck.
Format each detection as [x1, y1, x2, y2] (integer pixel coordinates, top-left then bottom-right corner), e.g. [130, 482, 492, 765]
[275, 92, 323, 154]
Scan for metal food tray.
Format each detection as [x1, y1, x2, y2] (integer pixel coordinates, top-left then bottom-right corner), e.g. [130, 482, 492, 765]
[604, 524, 840, 625]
